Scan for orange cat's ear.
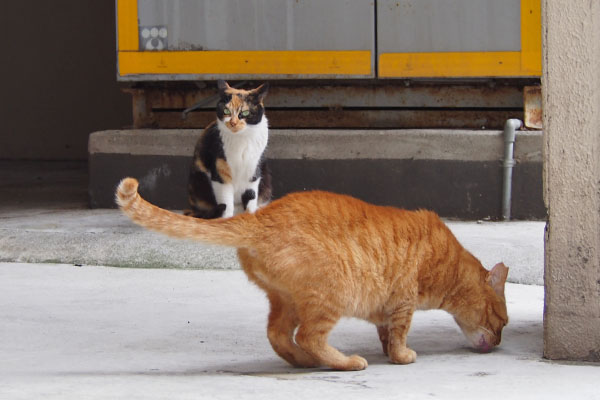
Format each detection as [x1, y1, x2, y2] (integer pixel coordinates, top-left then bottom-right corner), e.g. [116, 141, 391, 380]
[487, 263, 509, 298]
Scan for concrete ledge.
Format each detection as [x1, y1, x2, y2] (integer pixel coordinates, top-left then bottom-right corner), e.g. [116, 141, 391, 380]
[89, 129, 544, 219]
[0, 209, 544, 285]
[0, 209, 238, 270]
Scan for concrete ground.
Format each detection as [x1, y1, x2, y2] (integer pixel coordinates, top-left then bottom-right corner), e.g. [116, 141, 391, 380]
[2, 263, 599, 400]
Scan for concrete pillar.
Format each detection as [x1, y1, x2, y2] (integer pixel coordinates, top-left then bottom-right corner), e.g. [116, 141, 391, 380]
[542, 0, 600, 360]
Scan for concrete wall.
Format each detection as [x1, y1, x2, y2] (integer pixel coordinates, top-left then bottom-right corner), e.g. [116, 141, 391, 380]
[0, 1, 131, 160]
[543, 0, 600, 360]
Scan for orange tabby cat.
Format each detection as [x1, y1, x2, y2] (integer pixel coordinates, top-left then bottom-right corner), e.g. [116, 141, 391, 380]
[116, 177, 509, 371]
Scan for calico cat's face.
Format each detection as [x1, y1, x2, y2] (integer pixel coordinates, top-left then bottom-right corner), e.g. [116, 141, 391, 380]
[216, 80, 268, 133]
[454, 263, 509, 352]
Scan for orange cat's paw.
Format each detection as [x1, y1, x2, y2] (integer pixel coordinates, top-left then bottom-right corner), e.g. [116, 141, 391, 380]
[292, 353, 320, 368]
[390, 347, 417, 365]
[345, 355, 368, 371]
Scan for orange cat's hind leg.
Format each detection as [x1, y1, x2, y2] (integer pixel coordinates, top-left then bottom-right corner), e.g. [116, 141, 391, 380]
[386, 304, 417, 364]
[266, 292, 318, 368]
[238, 249, 317, 367]
[294, 304, 368, 371]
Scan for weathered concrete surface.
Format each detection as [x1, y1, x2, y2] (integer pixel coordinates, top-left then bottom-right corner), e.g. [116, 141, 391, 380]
[0, 208, 238, 270]
[89, 129, 543, 162]
[2, 263, 599, 400]
[542, 0, 600, 361]
[0, 208, 544, 285]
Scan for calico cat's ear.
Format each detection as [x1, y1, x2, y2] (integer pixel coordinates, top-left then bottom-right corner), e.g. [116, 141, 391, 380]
[217, 80, 231, 93]
[486, 262, 509, 298]
[250, 82, 269, 103]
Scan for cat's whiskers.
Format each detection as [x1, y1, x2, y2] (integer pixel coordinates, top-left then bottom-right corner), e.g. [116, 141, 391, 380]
[478, 325, 494, 337]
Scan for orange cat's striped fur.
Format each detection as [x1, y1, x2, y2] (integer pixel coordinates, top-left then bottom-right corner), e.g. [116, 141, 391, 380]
[116, 178, 509, 371]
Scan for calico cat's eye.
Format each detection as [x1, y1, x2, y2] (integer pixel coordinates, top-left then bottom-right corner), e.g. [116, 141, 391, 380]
[240, 110, 250, 117]
[223, 109, 231, 115]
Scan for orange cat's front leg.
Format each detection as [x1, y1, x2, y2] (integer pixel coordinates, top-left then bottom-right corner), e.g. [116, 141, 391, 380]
[377, 325, 389, 356]
[387, 305, 417, 364]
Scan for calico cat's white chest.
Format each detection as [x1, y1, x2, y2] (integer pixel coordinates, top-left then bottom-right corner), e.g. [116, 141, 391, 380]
[218, 118, 268, 192]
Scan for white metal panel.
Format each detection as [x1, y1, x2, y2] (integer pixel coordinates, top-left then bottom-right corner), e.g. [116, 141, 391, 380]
[377, 0, 521, 53]
[137, 0, 375, 52]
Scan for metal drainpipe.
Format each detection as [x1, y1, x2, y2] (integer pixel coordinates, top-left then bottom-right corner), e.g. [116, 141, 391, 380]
[502, 119, 522, 221]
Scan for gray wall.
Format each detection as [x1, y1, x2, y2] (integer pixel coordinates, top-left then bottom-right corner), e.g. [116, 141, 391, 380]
[543, 0, 600, 361]
[0, 1, 131, 160]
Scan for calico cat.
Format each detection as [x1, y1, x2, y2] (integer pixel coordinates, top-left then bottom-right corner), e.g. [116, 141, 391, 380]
[185, 80, 271, 219]
[116, 178, 509, 371]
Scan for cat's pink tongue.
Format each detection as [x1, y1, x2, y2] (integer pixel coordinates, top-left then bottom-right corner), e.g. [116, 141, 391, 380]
[477, 337, 493, 353]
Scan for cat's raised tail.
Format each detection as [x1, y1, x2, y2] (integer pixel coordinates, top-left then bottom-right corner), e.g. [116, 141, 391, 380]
[116, 178, 258, 248]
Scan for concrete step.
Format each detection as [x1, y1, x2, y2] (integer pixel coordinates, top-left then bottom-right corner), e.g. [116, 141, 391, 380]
[89, 129, 544, 219]
[0, 207, 545, 285]
[0, 208, 238, 270]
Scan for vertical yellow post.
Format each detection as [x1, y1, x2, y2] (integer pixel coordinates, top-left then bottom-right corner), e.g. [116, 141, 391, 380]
[117, 0, 139, 51]
[521, 0, 542, 74]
